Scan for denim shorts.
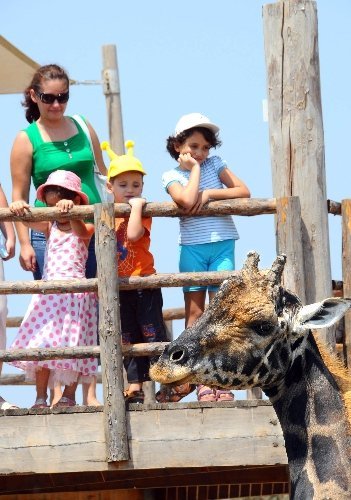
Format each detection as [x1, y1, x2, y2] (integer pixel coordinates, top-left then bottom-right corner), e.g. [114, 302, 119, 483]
[179, 239, 235, 293]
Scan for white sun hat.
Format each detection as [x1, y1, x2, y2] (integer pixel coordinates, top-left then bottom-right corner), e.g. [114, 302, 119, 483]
[174, 112, 220, 136]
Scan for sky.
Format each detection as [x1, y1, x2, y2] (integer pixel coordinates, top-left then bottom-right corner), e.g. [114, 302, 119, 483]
[0, 0, 350, 407]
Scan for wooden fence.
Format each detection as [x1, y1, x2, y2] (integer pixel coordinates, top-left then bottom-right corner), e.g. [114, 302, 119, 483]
[0, 197, 350, 462]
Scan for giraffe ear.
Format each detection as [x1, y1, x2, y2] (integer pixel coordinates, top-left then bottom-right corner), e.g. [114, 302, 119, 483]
[295, 298, 351, 330]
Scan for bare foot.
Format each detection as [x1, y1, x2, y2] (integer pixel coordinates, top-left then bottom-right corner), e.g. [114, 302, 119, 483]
[85, 397, 102, 407]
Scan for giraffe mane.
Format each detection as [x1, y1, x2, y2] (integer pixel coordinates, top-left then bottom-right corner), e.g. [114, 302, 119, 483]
[314, 333, 351, 430]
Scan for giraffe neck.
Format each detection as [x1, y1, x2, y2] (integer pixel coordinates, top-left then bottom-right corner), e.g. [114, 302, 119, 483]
[265, 333, 351, 499]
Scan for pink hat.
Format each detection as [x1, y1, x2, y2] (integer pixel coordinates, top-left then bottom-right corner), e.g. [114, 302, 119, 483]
[36, 170, 89, 205]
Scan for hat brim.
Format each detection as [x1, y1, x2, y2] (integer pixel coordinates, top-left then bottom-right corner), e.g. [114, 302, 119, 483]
[175, 121, 219, 136]
[36, 183, 89, 205]
[108, 166, 147, 181]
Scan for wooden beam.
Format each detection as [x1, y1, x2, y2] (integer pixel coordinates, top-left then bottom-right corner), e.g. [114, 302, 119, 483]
[263, 1, 333, 341]
[95, 203, 128, 462]
[0, 402, 286, 474]
[342, 200, 351, 368]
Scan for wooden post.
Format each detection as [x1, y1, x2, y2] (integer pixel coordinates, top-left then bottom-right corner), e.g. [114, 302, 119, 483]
[263, 1, 333, 344]
[94, 203, 129, 462]
[276, 197, 306, 304]
[102, 45, 124, 154]
[342, 200, 351, 367]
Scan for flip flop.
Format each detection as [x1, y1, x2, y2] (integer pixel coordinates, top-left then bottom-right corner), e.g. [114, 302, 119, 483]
[0, 396, 19, 410]
[31, 398, 48, 409]
[215, 388, 235, 402]
[197, 385, 216, 402]
[53, 397, 76, 408]
[155, 383, 196, 403]
[124, 390, 144, 404]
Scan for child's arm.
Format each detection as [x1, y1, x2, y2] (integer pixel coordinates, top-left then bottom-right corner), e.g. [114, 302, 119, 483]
[0, 185, 16, 260]
[189, 167, 250, 214]
[127, 198, 146, 242]
[56, 199, 94, 242]
[9, 200, 49, 234]
[167, 153, 201, 211]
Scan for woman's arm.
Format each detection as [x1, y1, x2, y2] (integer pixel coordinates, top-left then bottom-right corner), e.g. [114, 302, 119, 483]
[10, 131, 37, 271]
[86, 120, 107, 176]
[0, 185, 16, 260]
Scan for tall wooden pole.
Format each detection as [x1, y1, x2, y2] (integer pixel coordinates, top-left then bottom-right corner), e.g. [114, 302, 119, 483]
[263, 0, 333, 344]
[95, 203, 129, 462]
[102, 45, 125, 154]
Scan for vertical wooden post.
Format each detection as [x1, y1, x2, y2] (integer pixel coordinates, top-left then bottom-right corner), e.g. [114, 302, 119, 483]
[102, 45, 125, 154]
[276, 196, 306, 304]
[342, 200, 351, 367]
[94, 203, 129, 462]
[263, 1, 333, 343]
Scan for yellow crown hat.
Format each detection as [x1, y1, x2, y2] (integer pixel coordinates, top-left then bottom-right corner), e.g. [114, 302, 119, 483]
[101, 140, 147, 181]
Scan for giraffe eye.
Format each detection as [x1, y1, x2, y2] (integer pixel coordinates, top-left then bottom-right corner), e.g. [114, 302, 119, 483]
[252, 321, 274, 336]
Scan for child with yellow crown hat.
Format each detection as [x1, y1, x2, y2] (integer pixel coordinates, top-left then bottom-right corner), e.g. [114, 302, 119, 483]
[101, 140, 168, 404]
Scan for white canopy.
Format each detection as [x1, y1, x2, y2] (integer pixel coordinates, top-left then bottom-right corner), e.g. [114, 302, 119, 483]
[0, 35, 40, 95]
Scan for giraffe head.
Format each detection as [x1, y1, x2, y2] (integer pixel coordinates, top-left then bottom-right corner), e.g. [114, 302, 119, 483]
[150, 251, 350, 393]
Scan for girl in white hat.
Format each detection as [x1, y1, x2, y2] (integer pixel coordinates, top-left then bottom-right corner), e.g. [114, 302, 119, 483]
[161, 113, 250, 403]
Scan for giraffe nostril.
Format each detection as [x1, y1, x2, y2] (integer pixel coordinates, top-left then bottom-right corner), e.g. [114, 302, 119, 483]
[169, 350, 185, 362]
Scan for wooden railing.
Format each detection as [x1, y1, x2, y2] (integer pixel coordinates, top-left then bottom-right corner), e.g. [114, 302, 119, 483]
[0, 197, 349, 462]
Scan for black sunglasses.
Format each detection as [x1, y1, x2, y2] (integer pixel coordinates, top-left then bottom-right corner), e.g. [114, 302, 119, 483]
[35, 91, 69, 104]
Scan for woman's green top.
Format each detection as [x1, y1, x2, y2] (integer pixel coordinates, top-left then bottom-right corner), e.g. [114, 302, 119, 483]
[24, 115, 101, 207]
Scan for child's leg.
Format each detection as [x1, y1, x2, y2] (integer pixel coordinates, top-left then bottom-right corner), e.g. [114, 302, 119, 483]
[82, 377, 101, 406]
[184, 290, 206, 328]
[33, 367, 50, 407]
[53, 381, 78, 407]
[50, 385, 63, 406]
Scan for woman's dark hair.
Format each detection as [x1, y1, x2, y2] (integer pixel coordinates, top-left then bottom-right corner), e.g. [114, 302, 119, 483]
[43, 185, 78, 203]
[22, 64, 69, 123]
[166, 126, 221, 160]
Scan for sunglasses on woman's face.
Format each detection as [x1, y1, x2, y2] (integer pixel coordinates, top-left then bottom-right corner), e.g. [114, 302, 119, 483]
[35, 91, 69, 104]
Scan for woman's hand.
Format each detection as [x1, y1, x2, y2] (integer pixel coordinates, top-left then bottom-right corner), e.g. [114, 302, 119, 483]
[9, 200, 31, 216]
[19, 242, 37, 272]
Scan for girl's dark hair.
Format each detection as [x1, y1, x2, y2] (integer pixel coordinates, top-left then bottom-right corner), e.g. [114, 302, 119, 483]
[166, 126, 221, 160]
[22, 64, 69, 123]
[43, 185, 78, 203]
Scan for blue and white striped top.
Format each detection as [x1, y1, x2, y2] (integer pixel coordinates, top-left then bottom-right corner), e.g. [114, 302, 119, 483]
[162, 156, 239, 245]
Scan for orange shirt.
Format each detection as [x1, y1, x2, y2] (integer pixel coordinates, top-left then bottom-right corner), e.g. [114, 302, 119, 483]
[115, 217, 156, 277]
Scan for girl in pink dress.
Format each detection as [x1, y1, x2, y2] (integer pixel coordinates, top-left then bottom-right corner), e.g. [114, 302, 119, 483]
[9, 170, 98, 408]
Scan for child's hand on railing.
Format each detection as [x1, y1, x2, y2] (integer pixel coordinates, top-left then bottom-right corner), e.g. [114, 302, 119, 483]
[56, 199, 74, 213]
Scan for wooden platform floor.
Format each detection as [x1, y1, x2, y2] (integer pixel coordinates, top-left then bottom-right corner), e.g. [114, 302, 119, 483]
[0, 400, 288, 496]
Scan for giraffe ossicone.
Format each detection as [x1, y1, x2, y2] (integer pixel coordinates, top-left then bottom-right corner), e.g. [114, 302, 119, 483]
[150, 251, 351, 499]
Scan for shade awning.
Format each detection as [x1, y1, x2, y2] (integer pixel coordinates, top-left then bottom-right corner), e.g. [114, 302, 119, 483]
[0, 35, 40, 95]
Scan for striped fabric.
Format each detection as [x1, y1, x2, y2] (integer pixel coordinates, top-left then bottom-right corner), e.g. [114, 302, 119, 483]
[162, 156, 239, 245]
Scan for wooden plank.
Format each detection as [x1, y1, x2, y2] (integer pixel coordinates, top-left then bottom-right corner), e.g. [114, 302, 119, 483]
[0, 403, 286, 474]
[95, 203, 128, 462]
[263, 1, 333, 337]
[276, 196, 306, 304]
[342, 200, 351, 367]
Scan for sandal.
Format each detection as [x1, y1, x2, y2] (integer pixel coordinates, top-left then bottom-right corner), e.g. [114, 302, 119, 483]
[196, 385, 216, 402]
[0, 396, 19, 410]
[53, 397, 76, 408]
[155, 383, 195, 403]
[124, 390, 144, 404]
[215, 388, 235, 402]
[31, 398, 48, 409]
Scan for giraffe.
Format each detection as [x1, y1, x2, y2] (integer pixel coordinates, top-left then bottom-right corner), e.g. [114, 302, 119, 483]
[150, 252, 351, 499]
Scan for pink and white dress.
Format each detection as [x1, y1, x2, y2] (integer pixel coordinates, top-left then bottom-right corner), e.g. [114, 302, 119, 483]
[10, 223, 98, 388]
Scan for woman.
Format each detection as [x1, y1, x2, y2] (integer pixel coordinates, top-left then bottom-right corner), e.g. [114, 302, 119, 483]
[10, 64, 106, 406]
